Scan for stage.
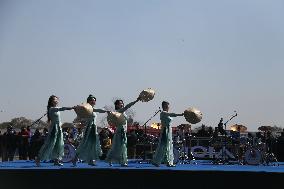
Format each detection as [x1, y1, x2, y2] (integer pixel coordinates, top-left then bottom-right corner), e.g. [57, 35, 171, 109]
[0, 160, 284, 189]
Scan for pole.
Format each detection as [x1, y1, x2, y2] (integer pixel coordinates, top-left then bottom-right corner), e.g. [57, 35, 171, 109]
[139, 108, 161, 163]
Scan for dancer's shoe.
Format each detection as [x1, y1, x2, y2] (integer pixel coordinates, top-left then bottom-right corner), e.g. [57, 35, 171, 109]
[35, 157, 40, 167]
[54, 159, 63, 166]
[88, 160, 96, 166]
[121, 163, 128, 167]
[152, 162, 160, 167]
[71, 158, 77, 167]
[166, 163, 176, 167]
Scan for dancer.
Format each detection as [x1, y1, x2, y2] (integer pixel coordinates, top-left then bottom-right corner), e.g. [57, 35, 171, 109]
[35, 95, 75, 166]
[105, 97, 141, 167]
[152, 101, 184, 167]
[72, 94, 109, 166]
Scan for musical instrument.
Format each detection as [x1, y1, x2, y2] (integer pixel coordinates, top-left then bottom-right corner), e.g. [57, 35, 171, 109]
[136, 134, 158, 146]
[107, 112, 127, 126]
[184, 107, 202, 124]
[62, 143, 76, 163]
[139, 88, 155, 102]
[244, 148, 262, 165]
[74, 103, 93, 119]
[210, 136, 234, 149]
[135, 134, 158, 160]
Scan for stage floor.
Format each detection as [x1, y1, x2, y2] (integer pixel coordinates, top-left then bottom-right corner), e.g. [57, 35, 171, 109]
[1, 160, 284, 189]
[0, 159, 284, 172]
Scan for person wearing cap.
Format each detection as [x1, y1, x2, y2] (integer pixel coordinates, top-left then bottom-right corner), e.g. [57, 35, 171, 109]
[105, 97, 141, 167]
[72, 94, 109, 166]
[152, 101, 184, 167]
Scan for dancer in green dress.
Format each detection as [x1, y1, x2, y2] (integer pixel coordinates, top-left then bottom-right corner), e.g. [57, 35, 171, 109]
[72, 95, 109, 166]
[35, 95, 75, 166]
[105, 97, 141, 167]
[152, 101, 184, 167]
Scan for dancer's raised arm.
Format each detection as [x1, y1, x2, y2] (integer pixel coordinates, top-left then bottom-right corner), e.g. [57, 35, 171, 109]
[118, 97, 141, 113]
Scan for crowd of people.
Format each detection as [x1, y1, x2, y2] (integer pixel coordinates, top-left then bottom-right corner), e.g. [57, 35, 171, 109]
[0, 125, 48, 161]
[0, 125, 114, 162]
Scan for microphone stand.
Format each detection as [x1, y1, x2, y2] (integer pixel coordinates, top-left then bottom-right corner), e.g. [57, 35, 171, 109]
[29, 113, 47, 128]
[138, 108, 161, 164]
[219, 112, 237, 164]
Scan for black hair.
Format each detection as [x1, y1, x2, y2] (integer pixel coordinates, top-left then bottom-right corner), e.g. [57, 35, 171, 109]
[87, 94, 96, 103]
[161, 101, 170, 110]
[114, 99, 124, 110]
[47, 95, 58, 122]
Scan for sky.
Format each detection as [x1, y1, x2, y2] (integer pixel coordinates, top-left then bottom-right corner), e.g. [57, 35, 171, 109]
[0, 0, 283, 131]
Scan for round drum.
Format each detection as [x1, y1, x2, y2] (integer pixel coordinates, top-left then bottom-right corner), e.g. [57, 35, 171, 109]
[74, 103, 93, 119]
[139, 88, 155, 102]
[62, 143, 76, 163]
[107, 112, 126, 126]
[244, 148, 262, 165]
[184, 107, 202, 124]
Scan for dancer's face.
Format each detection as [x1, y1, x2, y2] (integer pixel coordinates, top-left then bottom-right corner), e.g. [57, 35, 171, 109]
[163, 104, 169, 112]
[89, 98, 96, 106]
[116, 101, 124, 110]
[52, 97, 59, 107]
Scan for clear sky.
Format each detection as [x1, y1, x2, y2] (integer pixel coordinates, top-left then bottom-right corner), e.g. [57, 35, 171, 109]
[0, 0, 283, 131]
